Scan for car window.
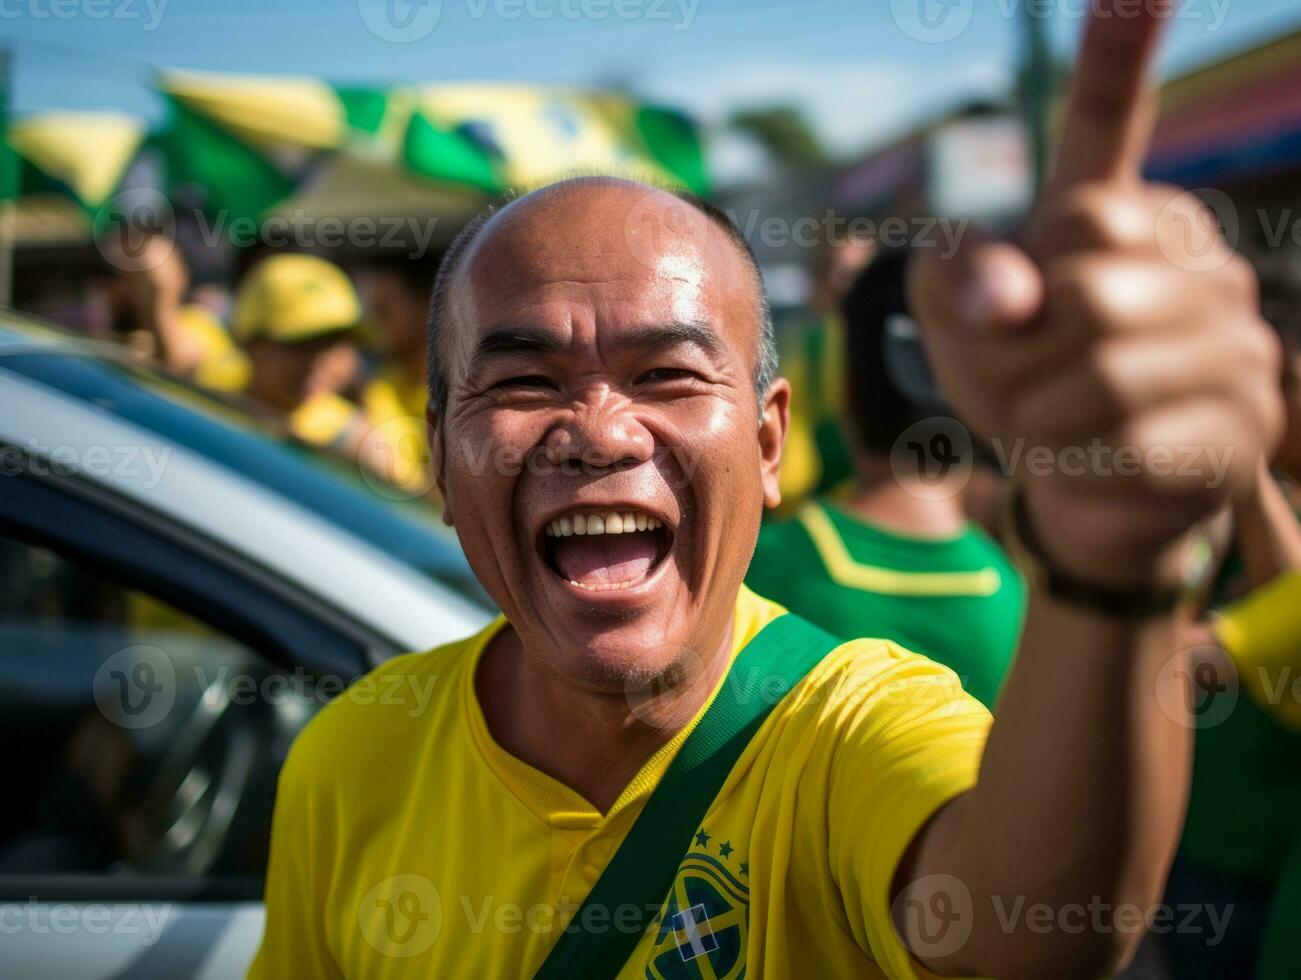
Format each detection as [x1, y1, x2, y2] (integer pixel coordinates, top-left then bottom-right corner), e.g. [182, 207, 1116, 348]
[0, 348, 491, 608]
[0, 535, 325, 881]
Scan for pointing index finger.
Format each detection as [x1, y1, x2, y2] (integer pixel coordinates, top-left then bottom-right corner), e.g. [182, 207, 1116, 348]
[1049, 1, 1171, 190]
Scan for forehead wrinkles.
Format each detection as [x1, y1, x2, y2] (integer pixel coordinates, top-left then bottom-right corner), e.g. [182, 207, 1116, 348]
[447, 183, 762, 383]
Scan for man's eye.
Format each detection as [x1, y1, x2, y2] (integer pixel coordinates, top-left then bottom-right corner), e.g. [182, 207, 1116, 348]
[494, 375, 556, 391]
[637, 367, 698, 385]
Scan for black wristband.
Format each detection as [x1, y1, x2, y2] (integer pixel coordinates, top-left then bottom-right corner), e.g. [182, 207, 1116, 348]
[1002, 483, 1184, 621]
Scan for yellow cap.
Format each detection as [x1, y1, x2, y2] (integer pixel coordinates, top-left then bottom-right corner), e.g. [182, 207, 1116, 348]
[232, 254, 362, 344]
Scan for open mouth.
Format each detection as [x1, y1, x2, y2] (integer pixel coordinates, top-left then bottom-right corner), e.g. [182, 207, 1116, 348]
[540, 509, 674, 592]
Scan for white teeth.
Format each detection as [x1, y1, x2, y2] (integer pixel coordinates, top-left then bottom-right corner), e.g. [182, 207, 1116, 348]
[544, 511, 666, 537]
[567, 578, 640, 592]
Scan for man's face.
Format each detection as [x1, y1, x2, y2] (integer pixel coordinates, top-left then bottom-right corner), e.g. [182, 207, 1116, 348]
[247, 335, 344, 410]
[431, 180, 789, 690]
[360, 268, 428, 361]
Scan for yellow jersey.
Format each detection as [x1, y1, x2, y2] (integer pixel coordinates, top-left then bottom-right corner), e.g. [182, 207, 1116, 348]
[176, 304, 252, 393]
[250, 587, 990, 979]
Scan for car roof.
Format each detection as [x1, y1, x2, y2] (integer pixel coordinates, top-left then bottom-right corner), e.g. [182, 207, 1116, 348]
[0, 312, 494, 653]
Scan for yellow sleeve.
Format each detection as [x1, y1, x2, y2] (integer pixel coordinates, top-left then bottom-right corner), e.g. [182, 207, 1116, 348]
[1215, 571, 1301, 729]
[290, 392, 363, 448]
[361, 379, 432, 494]
[177, 305, 252, 393]
[825, 642, 992, 980]
[248, 734, 344, 980]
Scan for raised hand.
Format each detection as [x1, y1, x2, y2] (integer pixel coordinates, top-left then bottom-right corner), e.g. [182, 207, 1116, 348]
[909, 1, 1283, 587]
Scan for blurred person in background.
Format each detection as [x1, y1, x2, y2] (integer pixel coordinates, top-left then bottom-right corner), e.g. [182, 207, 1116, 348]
[774, 231, 873, 511]
[353, 256, 438, 496]
[1156, 260, 1301, 980]
[230, 253, 367, 436]
[102, 239, 430, 496]
[97, 231, 250, 393]
[231, 253, 429, 495]
[356, 255, 437, 425]
[746, 248, 1023, 709]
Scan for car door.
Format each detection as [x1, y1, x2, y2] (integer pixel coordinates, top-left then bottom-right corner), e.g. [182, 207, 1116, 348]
[0, 463, 381, 979]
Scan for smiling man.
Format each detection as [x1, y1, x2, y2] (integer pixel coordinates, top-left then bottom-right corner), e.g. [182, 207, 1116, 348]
[251, 9, 1283, 979]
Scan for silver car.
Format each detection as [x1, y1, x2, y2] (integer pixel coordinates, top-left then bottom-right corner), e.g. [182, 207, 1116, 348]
[0, 314, 494, 978]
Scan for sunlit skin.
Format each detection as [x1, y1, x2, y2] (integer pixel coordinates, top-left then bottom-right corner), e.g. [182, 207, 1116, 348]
[428, 179, 790, 809]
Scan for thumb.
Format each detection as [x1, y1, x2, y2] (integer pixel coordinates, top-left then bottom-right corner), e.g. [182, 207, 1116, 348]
[908, 232, 1043, 337]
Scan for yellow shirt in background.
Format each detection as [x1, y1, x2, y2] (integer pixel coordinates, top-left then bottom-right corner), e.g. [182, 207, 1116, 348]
[176, 304, 252, 393]
[250, 587, 991, 979]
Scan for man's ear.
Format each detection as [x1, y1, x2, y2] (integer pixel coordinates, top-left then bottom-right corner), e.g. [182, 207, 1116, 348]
[759, 377, 791, 510]
[426, 402, 454, 527]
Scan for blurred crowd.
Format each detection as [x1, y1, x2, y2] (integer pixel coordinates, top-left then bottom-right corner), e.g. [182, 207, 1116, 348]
[88, 229, 437, 498]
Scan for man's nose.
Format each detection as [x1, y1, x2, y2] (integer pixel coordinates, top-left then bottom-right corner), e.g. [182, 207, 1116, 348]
[543, 395, 655, 472]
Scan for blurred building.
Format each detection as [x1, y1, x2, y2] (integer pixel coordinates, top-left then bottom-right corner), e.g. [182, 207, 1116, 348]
[1149, 27, 1301, 266]
[831, 101, 1033, 232]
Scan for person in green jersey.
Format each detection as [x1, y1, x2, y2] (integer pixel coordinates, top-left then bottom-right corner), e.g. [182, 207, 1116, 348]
[1159, 264, 1301, 979]
[747, 248, 1023, 709]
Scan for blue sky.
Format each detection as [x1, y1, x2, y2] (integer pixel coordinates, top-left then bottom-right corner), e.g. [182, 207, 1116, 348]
[5, 0, 1300, 160]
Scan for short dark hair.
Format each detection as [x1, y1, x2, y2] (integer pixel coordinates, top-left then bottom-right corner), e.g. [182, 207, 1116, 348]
[840, 247, 954, 456]
[1260, 260, 1301, 348]
[425, 179, 776, 416]
[366, 252, 441, 297]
